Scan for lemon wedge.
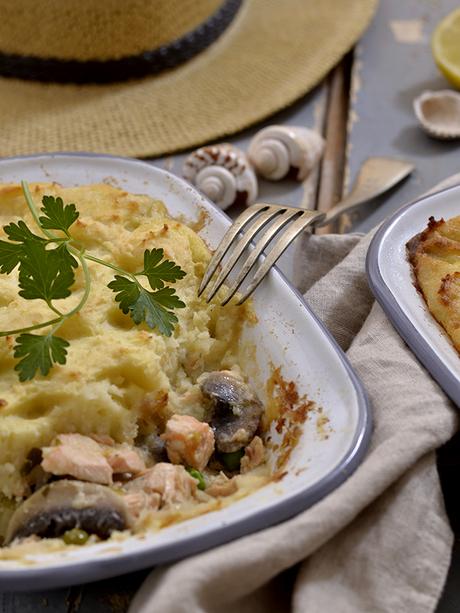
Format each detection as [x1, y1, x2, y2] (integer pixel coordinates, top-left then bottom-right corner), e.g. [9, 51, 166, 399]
[432, 8, 460, 89]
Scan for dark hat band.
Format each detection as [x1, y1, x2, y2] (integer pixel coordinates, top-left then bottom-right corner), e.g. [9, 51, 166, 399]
[0, 0, 242, 84]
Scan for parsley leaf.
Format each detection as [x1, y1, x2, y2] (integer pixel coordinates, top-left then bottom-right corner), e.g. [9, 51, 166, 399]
[0, 220, 48, 274]
[108, 276, 185, 336]
[107, 275, 140, 313]
[148, 286, 187, 310]
[130, 287, 184, 335]
[39, 195, 79, 233]
[0, 240, 23, 274]
[140, 248, 186, 290]
[14, 333, 69, 381]
[4, 220, 47, 244]
[18, 242, 75, 302]
[55, 242, 78, 270]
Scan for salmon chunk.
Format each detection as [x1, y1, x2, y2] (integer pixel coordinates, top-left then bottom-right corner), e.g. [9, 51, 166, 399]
[124, 490, 161, 520]
[240, 436, 265, 474]
[162, 415, 215, 471]
[41, 434, 146, 485]
[126, 463, 197, 508]
[105, 444, 146, 475]
[90, 434, 116, 446]
[41, 433, 113, 485]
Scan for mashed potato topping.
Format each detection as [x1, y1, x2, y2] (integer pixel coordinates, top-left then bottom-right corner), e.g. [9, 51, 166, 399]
[407, 215, 460, 353]
[0, 183, 265, 547]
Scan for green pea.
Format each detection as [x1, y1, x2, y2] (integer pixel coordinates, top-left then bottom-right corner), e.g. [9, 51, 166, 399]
[62, 528, 89, 546]
[186, 467, 206, 490]
[219, 449, 244, 472]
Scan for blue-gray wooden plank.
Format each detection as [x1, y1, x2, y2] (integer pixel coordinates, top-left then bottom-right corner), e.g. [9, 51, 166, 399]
[347, 0, 460, 234]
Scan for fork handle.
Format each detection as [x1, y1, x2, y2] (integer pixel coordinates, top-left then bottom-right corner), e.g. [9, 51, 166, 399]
[316, 194, 373, 227]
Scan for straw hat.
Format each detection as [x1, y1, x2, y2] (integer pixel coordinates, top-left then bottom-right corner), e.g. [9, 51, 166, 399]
[0, 0, 377, 158]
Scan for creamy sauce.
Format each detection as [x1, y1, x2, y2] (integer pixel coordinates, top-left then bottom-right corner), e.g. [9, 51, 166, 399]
[0, 469, 270, 562]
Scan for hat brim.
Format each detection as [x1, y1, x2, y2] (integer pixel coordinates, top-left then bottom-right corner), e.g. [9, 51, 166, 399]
[0, 0, 377, 158]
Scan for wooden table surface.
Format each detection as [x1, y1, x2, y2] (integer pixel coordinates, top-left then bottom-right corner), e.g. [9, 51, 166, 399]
[3, 0, 460, 610]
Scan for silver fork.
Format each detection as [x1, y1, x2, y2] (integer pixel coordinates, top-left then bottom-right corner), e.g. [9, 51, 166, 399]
[199, 204, 324, 306]
[198, 156, 414, 306]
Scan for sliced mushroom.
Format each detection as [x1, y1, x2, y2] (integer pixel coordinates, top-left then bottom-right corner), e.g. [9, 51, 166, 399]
[135, 431, 167, 464]
[5, 480, 128, 545]
[199, 371, 264, 453]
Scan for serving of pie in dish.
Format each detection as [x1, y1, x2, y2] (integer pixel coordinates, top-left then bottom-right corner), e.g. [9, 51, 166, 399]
[407, 214, 460, 354]
[0, 154, 370, 590]
[367, 182, 460, 410]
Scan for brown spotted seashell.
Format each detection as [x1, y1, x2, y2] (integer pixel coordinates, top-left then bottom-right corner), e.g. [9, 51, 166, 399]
[182, 144, 258, 210]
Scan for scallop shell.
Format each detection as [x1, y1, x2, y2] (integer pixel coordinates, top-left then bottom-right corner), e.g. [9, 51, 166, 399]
[182, 144, 258, 210]
[247, 125, 325, 181]
[413, 90, 460, 140]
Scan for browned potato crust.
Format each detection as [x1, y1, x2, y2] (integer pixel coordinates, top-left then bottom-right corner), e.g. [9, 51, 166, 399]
[407, 215, 460, 352]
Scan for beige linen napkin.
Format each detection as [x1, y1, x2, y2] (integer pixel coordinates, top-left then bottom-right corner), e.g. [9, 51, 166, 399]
[130, 177, 460, 613]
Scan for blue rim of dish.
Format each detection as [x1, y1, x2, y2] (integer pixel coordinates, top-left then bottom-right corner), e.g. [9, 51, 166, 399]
[366, 183, 460, 409]
[0, 152, 372, 591]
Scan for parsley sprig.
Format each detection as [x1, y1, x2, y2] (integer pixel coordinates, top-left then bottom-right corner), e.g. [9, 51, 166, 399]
[0, 181, 186, 381]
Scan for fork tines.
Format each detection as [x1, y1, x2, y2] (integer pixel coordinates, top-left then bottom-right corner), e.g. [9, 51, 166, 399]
[198, 203, 325, 306]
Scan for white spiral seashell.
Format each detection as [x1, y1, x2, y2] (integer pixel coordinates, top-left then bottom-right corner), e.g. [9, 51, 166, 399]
[182, 144, 258, 210]
[248, 125, 325, 181]
[413, 90, 460, 140]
